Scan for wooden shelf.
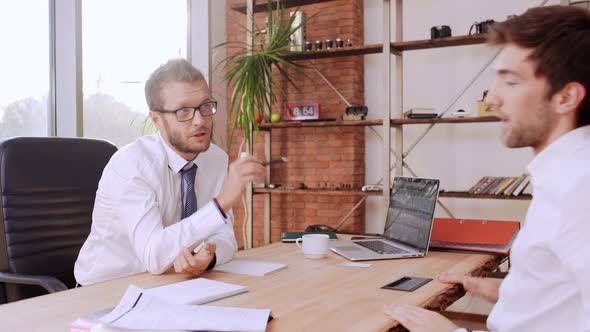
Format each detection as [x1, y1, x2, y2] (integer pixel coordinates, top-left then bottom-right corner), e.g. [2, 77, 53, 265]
[391, 116, 500, 125]
[231, 0, 337, 14]
[254, 188, 531, 200]
[282, 44, 383, 61]
[259, 119, 382, 130]
[253, 188, 382, 196]
[391, 34, 487, 53]
[439, 191, 532, 200]
[258, 117, 498, 129]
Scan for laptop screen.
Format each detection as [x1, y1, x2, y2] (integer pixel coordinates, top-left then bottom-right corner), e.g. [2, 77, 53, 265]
[383, 177, 439, 251]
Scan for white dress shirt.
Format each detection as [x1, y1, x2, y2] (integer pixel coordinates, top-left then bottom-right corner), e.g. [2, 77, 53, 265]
[74, 135, 237, 286]
[487, 125, 590, 331]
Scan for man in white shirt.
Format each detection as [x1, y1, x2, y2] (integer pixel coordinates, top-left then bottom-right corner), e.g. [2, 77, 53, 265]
[383, 6, 590, 332]
[74, 59, 265, 285]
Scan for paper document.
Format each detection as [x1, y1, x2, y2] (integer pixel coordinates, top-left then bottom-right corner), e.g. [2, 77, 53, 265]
[213, 259, 287, 276]
[340, 262, 371, 268]
[143, 277, 248, 305]
[99, 286, 270, 332]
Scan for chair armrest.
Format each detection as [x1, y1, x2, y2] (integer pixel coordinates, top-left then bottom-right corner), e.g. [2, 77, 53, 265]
[0, 271, 68, 293]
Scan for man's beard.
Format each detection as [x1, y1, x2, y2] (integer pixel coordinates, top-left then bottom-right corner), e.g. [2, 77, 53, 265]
[169, 131, 211, 155]
[502, 103, 553, 149]
[162, 120, 211, 156]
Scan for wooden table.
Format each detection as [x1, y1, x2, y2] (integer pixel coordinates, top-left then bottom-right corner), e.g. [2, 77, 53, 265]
[0, 242, 499, 332]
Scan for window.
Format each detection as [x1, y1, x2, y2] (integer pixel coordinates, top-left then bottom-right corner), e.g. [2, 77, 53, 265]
[82, 0, 187, 148]
[0, 1, 49, 138]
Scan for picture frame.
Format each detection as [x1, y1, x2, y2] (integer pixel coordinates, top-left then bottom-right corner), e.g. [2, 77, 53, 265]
[284, 102, 320, 121]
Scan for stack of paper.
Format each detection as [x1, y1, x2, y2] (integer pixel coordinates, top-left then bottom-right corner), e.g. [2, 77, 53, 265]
[98, 286, 270, 332]
[69, 278, 260, 332]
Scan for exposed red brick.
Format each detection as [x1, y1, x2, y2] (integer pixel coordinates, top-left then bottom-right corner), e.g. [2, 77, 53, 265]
[226, 0, 365, 248]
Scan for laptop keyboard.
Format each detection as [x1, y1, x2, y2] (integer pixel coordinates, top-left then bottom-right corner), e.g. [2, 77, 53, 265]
[355, 240, 409, 255]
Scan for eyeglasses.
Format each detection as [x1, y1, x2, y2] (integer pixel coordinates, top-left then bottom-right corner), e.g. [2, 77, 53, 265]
[156, 100, 217, 122]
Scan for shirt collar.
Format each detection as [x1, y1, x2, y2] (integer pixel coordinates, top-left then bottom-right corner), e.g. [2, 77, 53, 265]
[159, 134, 197, 173]
[527, 125, 590, 182]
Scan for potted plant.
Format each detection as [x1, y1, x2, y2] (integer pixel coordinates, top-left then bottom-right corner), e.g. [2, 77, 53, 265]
[218, 0, 309, 249]
[219, 0, 308, 152]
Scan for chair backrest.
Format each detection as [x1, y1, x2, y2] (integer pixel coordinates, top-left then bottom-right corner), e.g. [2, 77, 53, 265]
[0, 137, 117, 302]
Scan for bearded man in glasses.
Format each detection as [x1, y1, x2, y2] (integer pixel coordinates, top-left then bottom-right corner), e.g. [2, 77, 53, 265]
[75, 58, 265, 286]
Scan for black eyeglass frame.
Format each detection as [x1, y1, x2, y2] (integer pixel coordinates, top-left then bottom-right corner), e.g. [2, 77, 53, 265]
[155, 100, 218, 122]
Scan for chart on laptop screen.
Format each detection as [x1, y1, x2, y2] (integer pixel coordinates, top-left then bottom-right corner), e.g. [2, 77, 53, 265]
[384, 178, 439, 251]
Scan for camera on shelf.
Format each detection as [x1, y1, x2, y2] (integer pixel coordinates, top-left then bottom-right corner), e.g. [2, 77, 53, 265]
[430, 25, 452, 39]
[469, 19, 496, 35]
[343, 105, 368, 121]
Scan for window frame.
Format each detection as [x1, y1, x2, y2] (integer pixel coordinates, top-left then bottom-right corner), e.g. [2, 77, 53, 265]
[48, 0, 210, 139]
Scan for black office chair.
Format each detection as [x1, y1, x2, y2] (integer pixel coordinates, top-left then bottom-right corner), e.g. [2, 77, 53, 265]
[0, 137, 117, 303]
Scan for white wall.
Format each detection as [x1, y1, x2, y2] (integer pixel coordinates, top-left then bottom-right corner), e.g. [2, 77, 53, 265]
[363, 0, 561, 233]
[191, 0, 228, 152]
[210, 0, 229, 151]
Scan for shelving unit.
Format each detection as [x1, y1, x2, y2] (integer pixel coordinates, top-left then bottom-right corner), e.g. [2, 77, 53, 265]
[253, 188, 532, 200]
[282, 44, 383, 61]
[278, 34, 488, 61]
[253, 188, 382, 196]
[257, 116, 500, 130]
[231, 0, 336, 14]
[258, 119, 382, 129]
[234, 0, 530, 246]
[439, 192, 532, 200]
[390, 34, 488, 52]
[391, 116, 499, 125]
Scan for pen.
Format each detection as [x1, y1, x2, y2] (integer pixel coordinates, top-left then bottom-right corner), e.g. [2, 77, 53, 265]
[192, 241, 206, 255]
[262, 156, 288, 166]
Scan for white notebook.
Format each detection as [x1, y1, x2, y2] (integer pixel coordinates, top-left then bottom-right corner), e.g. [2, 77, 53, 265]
[143, 277, 248, 305]
[213, 259, 287, 276]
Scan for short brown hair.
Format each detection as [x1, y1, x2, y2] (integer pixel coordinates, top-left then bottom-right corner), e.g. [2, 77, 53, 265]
[488, 6, 590, 127]
[145, 58, 206, 111]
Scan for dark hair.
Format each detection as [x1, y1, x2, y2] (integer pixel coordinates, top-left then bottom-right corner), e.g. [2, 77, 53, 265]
[488, 6, 590, 127]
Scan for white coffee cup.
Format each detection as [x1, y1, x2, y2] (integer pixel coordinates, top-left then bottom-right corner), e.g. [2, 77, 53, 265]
[295, 234, 330, 259]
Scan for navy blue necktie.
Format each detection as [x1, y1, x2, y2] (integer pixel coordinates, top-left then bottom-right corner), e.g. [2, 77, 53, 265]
[180, 164, 197, 219]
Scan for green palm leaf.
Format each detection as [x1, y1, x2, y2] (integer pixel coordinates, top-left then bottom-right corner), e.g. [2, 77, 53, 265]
[218, 0, 313, 149]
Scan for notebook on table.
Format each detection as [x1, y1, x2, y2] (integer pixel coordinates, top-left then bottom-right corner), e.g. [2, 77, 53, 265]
[143, 277, 248, 304]
[330, 177, 439, 261]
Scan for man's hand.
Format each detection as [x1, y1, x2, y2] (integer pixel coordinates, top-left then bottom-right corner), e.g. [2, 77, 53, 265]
[173, 242, 216, 277]
[216, 156, 266, 213]
[438, 272, 501, 303]
[383, 304, 458, 332]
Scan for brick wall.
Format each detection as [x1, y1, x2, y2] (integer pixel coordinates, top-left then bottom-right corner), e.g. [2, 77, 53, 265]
[226, 0, 365, 248]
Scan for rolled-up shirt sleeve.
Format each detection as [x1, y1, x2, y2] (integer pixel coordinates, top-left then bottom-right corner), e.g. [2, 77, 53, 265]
[111, 169, 233, 275]
[204, 208, 238, 266]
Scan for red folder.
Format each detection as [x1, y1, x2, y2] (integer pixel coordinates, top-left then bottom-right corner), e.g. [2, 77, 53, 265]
[429, 218, 520, 254]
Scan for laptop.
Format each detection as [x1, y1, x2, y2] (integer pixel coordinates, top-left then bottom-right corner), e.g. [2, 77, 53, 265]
[330, 177, 439, 261]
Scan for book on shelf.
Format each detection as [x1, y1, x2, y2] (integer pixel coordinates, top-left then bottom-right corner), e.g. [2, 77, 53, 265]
[512, 175, 530, 196]
[429, 218, 520, 254]
[493, 177, 514, 195]
[468, 176, 489, 194]
[482, 177, 504, 195]
[504, 174, 526, 195]
[502, 174, 524, 195]
[469, 176, 494, 194]
[468, 174, 529, 196]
